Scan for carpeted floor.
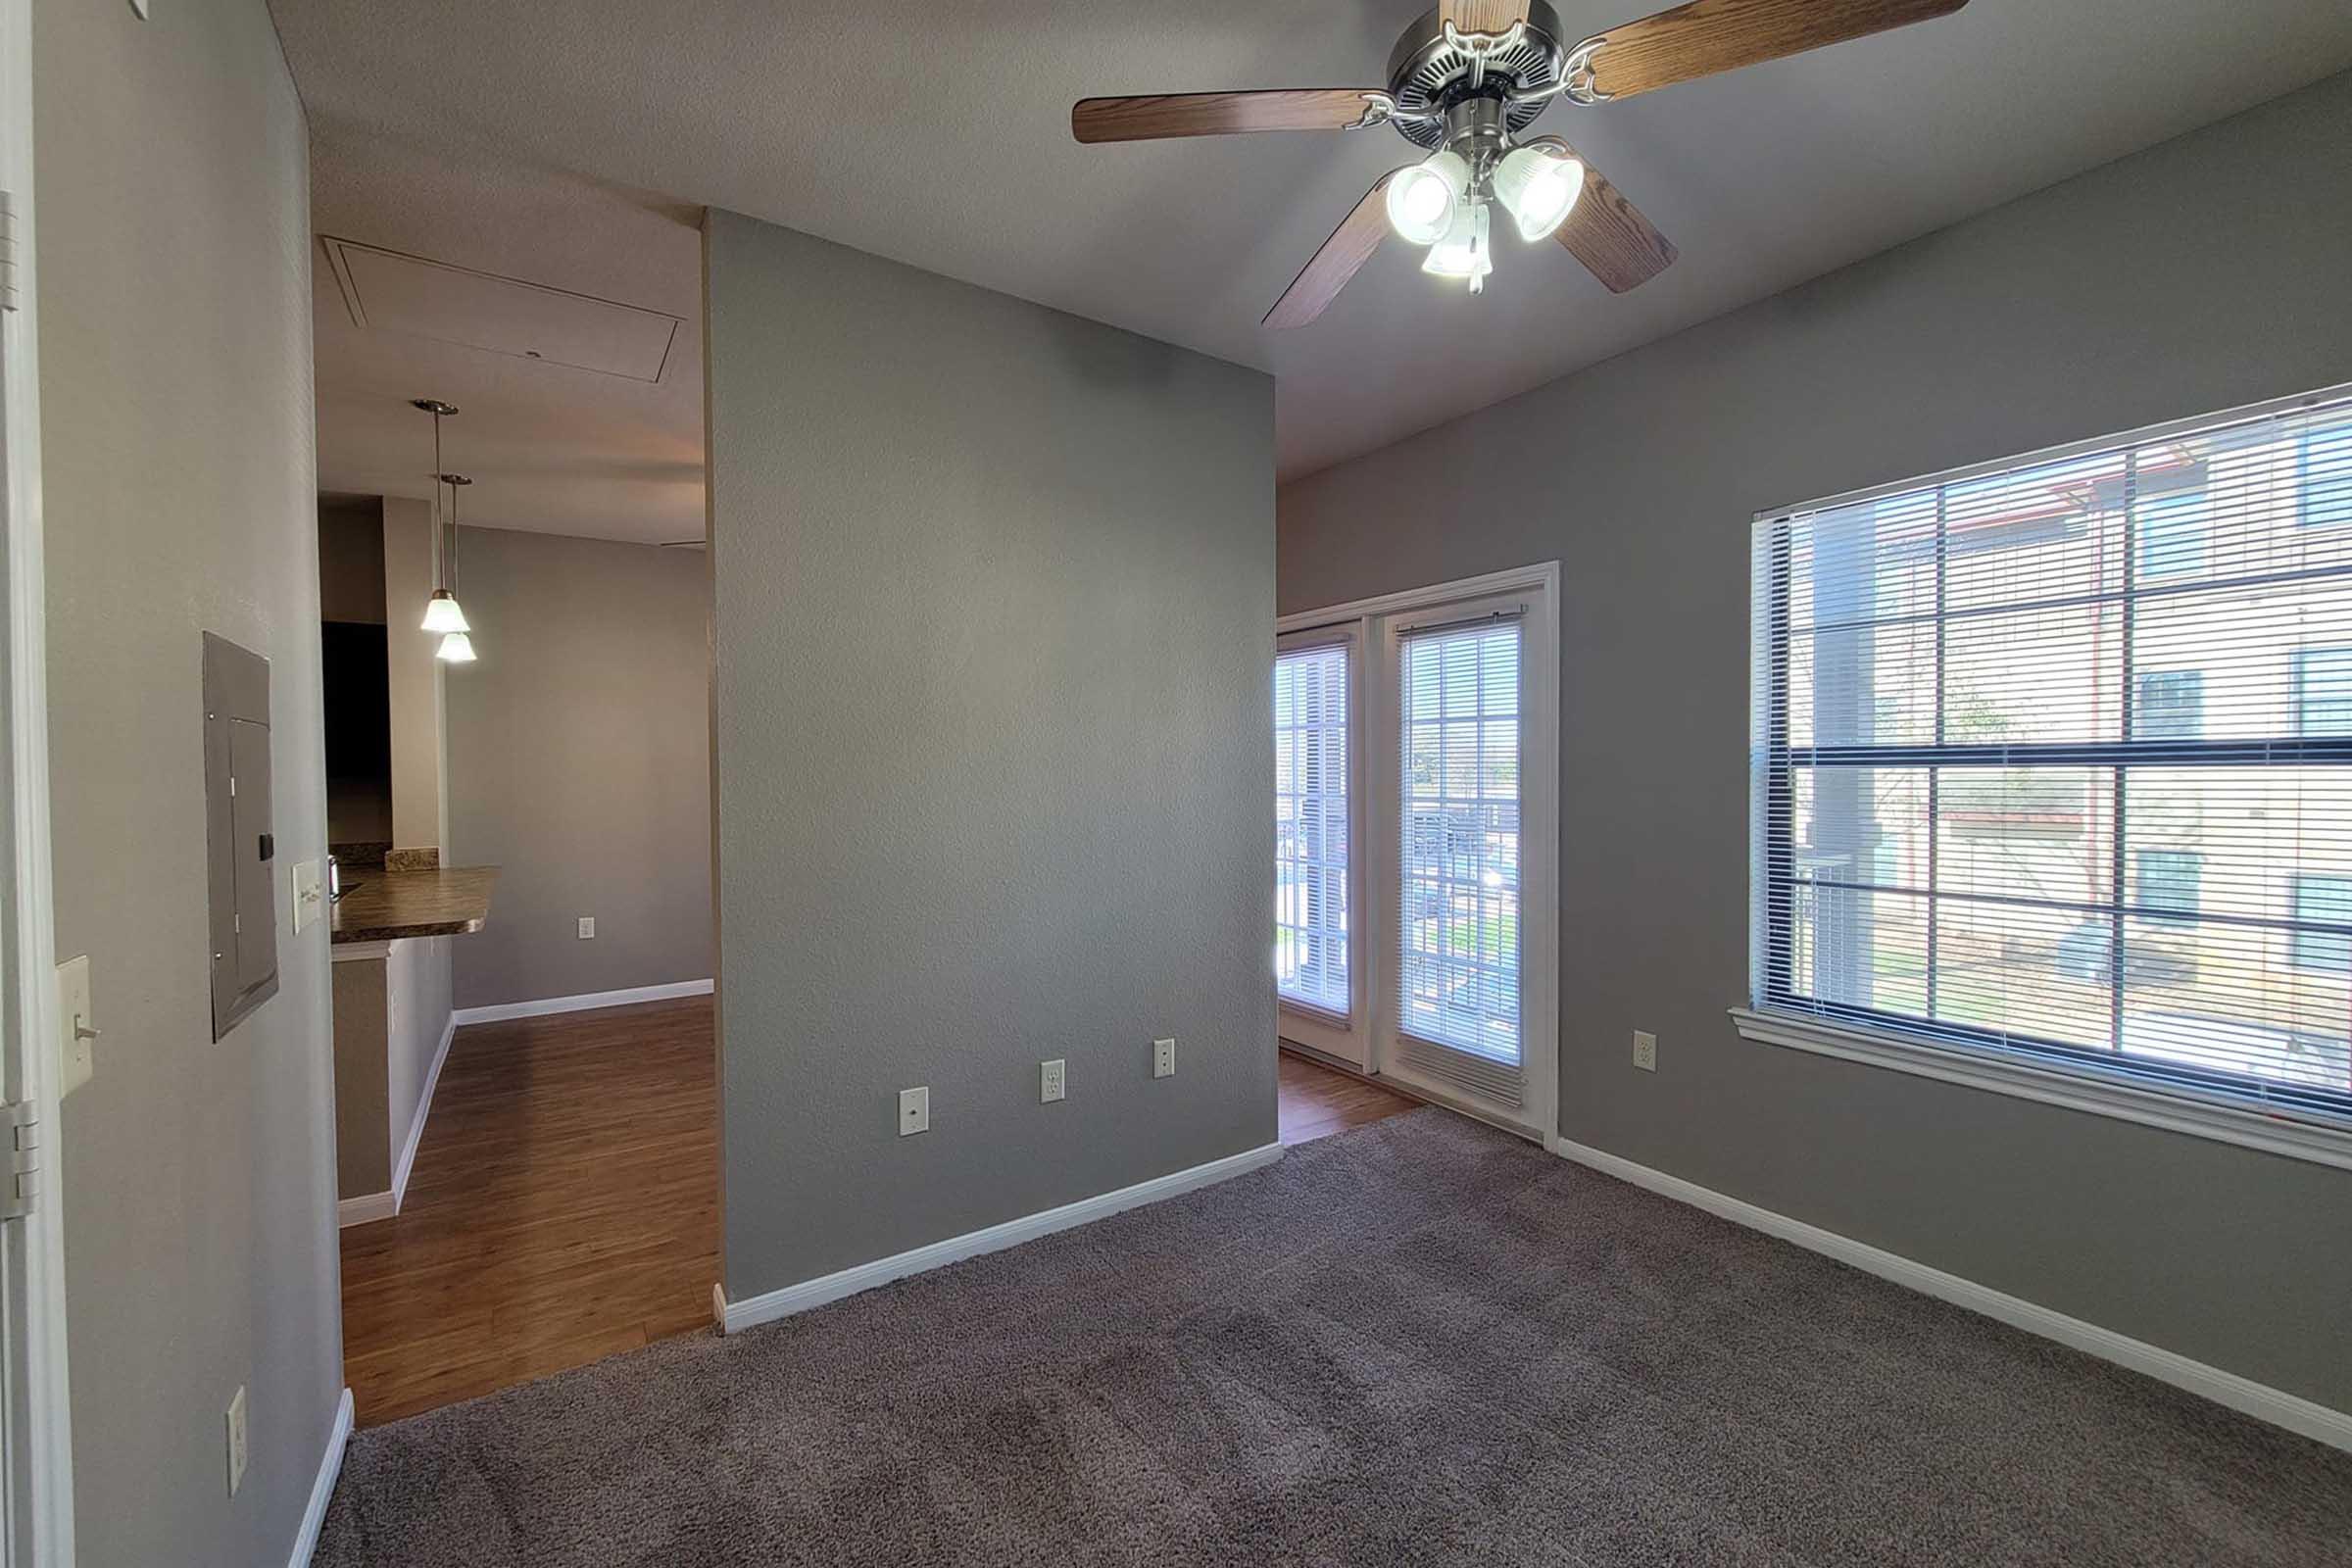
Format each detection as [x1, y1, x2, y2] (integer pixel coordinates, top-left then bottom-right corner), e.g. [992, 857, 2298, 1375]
[316, 1109, 2352, 1566]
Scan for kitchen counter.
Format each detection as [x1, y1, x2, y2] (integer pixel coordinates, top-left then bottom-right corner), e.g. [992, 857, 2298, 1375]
[330, 865, 500, 945]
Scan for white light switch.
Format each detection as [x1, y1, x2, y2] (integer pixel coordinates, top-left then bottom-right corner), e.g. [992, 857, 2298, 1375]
[1153, 1038, 1176, 1079]
[291, 858, 323, 934]
[56, 955, 94, 1095]
[576, 916, 596, 939]
[899, 1086, 929, 1136]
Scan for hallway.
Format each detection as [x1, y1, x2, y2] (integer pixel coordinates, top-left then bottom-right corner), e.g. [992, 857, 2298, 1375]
[338, 995, 718, 1426]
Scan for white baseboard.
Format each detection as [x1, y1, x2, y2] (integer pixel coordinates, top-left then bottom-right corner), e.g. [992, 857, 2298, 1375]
[722, 1142, 1286, 1336]
[452, 977, 713, 1026]
[286, 1387, 353, 1568]
[336, 1012, 456, 1230]
[1549, 1135, 2352, 1453]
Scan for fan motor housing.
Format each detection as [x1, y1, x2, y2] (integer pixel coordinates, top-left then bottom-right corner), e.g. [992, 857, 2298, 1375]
[1385, 1, 1571, 151]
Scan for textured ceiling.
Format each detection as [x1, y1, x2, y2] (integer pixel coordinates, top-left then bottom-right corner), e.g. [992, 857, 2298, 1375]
[308, 125, 706, 544]
[273, 0, 2352, 486]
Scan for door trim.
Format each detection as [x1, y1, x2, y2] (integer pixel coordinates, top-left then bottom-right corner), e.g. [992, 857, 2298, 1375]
[0, 0, 78, 1557]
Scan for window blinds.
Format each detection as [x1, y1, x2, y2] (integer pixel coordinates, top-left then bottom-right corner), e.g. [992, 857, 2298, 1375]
[1276, 642, 1350, 1017]
[1753, 388, 2352, 1126]
[1397, 614, 1524, 1105]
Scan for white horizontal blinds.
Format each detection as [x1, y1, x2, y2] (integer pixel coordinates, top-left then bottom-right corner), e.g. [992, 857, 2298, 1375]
[1756, 390, 2352, 1122]
[1275, 643, 1350, 1016]
[1397, 613, 1524, 1106]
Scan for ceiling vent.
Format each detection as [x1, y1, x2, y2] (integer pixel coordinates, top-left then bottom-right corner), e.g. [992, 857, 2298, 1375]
[322, 237, 682, 383]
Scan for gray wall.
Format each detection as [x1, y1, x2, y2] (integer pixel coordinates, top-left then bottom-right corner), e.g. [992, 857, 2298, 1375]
[34, 0, 345, 1562]
[445, 525, 712, 1008]
[330, 939, 452, 1199]
[704, 210, 1275, 1298]
[1279, 74, 2352, 1412]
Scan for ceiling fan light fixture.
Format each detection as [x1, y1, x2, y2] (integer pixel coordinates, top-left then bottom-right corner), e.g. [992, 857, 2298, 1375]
[1494, 143, 1585, 243]
[1421, 200, 1493, 294]
[1384, 149, 1470, 245]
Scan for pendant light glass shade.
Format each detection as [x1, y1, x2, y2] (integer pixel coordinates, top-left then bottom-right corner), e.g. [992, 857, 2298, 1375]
[1422, 201, 1493, 294]
[435, 631, 477, 663]
[1493, 143, 1584, 242]
[1385, 149, 1471, 246]
[420, 589, 470, 634]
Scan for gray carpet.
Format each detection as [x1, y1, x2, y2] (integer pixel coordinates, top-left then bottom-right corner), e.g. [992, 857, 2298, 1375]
[316, 1109, 2352, 1566]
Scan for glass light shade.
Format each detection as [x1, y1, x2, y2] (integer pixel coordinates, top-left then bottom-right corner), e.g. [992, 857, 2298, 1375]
[420, 590, 470, 634]
[1422, 201, 1493, 293]
[1493, 144, 1584, 242]
[435, 631, 477, 663]
[1385, 150, 1471, 245]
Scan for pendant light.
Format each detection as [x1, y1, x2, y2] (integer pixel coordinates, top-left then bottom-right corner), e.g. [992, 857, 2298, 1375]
[434, 471, 477, 662]
[411, 398, 472, 637]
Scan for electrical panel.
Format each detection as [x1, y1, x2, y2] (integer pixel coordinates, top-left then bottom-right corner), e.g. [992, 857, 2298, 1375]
[204, 633, 278, 1039]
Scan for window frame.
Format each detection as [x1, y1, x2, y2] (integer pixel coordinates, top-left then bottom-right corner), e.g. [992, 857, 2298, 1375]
[2291, 645, 2352, 737]
[1742, 383, 2352, 1173]
[1274, 623, 1366, 1065]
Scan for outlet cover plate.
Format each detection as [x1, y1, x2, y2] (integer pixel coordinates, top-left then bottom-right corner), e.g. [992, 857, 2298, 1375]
[899, 1086, 929, 1136]
[1633, 1030, 1658, 1072]
[1040, 1058, 1065, 1103]
[1152, 1038, 1176, 1079]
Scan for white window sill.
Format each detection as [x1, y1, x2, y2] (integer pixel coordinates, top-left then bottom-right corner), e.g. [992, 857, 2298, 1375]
[1278, 999, 1350, 1031]
[1730, 1006, 2352, 1174]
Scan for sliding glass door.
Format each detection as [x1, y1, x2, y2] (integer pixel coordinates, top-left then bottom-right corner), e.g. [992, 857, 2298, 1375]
[1275, 570, 1557, 1140]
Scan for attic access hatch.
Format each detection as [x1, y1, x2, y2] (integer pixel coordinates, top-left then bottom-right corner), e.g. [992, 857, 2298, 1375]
[322, 236, 682, 383]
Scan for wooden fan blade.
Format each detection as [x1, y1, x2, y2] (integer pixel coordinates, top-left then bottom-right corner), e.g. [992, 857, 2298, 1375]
[1525, 138, 1677, 293]
[1583, 0, 1968, 101]
[1071, 90, 1380, 144]
[1439, 0, 1531, 32]
[1264, 174, 1396, 330]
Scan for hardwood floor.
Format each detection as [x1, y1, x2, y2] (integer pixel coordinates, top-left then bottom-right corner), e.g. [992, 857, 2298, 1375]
[1278, 1049, 1420, 1145]
[339, 995, 718, 1427]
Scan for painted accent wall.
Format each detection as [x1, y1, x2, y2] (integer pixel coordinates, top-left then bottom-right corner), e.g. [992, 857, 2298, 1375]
[703, 210, 1275, 1300]
[1278, 72, 2352, 1412]
[34, 0, 344, 1560]
[444, 525, 712, 1009]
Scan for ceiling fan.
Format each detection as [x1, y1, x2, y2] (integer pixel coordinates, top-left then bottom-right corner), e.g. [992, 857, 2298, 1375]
[1071, 0, 1968, 326]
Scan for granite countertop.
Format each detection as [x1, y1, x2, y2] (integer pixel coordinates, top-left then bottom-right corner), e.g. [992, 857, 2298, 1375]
[330, 865, 500, 945]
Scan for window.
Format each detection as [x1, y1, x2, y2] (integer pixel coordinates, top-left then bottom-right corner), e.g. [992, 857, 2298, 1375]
[1396, 616, 1523, 1084]
[2293, 647, 2352, 736]
[1275, 642, 1349, 1017]
[2135, 850, 2200, 920]
[1750, 387, 2352, 1138]
[2299, 420, 2352, 529]
[2132, 670, 2202, 741]
[2134, 486, 2207, 578]
[2291, 876, 2352, 974]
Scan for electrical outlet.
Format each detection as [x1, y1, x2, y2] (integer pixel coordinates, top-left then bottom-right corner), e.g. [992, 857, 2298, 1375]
[1633, 1030, 1658, 1072]
[898, 1086, 929, 1136]
[225, 1385, 248, 1496]
[56, 955, 95, 1094]
[576, 916, 596, 939]
[1040, 1058, 1065, 1103]
[1153, 1038, 1176, 1079]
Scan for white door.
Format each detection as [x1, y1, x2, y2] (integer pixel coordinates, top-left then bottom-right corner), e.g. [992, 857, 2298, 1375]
[1275, 626, 1368, 1066]
[1275, 566, 1559, 1145]
[0, 0, 79, 1556]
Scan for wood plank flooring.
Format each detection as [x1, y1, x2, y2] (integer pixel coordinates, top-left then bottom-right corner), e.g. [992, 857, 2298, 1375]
[1278, 1049, 1420, 1145]
[339, 995, 718, 1427]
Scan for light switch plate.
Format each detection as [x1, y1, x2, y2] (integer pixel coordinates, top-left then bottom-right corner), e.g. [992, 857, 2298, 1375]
[899, 1086, 929, 1136]
[225, 1385, 247, 1496]
[56, 956, 94, 1095]
[291, 858, 323, 934]
[1153, 1038, 1176, 1079]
